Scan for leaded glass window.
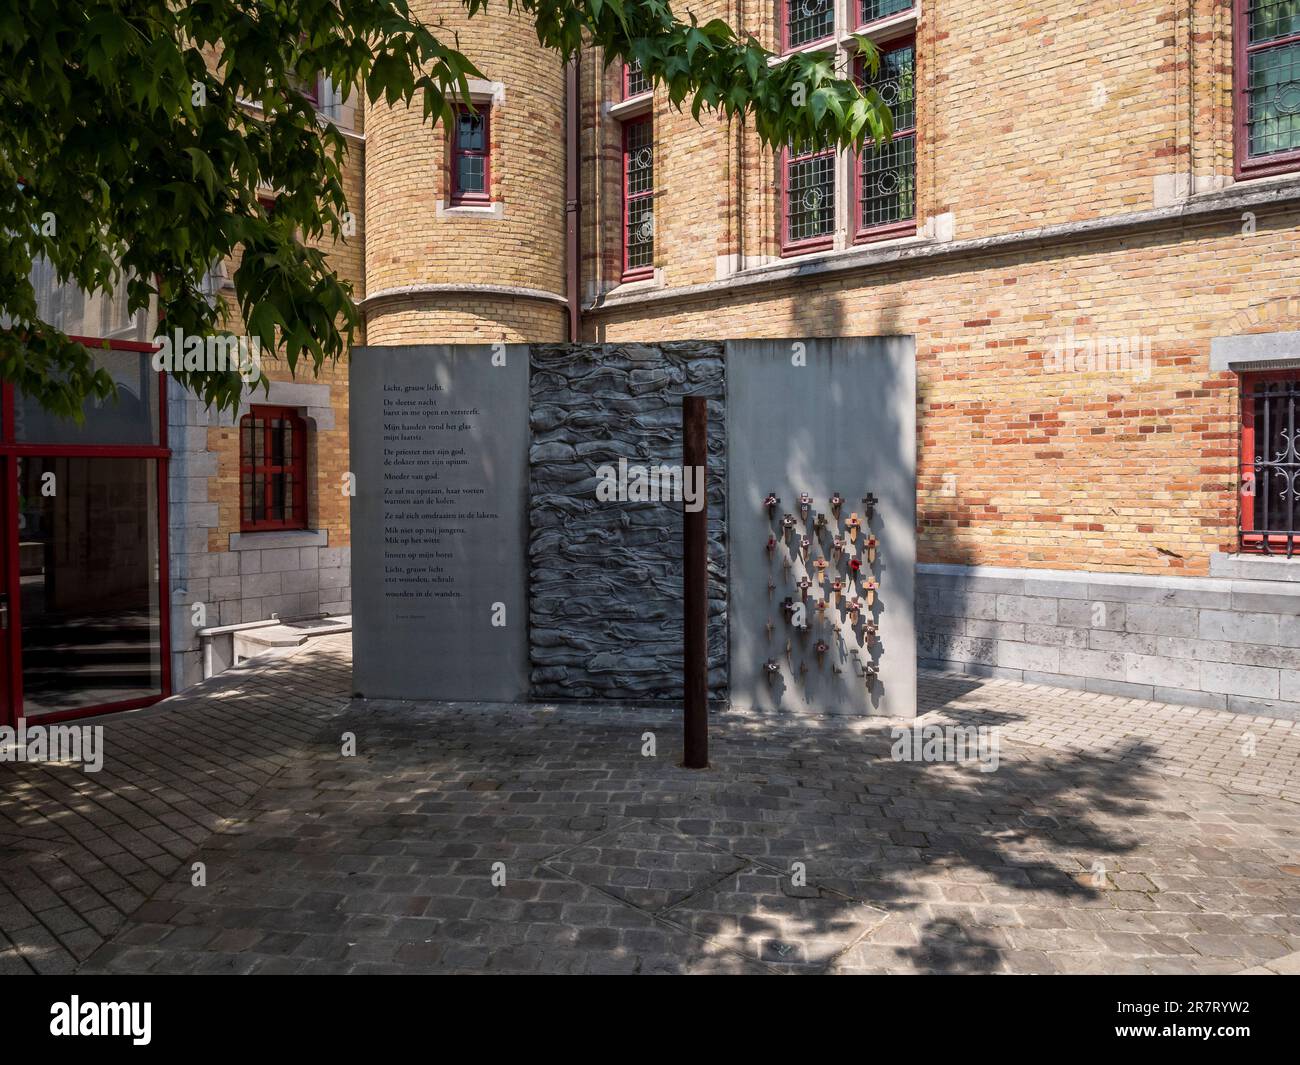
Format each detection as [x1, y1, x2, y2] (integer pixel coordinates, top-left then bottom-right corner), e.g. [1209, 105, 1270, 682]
[786, 0, 834, 50]
[859, 0, 914, 27]
[1242, 0, 1300, 164]
[857, 39, 916, 232]
[623, 117, 654, 276]
[785, 141, 836, 247]
[625, 59, 650, 98]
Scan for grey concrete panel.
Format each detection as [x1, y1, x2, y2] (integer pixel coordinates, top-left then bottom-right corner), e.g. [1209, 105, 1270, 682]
[350, 345, 530, 701]
[726, 337, 916, 718]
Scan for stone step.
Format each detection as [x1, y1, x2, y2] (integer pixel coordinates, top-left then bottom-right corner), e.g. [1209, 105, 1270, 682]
[233, 615, 352, 658]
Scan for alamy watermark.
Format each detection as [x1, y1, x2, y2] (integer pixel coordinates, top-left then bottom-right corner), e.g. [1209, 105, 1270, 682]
[0, 717, 104, 773]
[891, 724, 1001, 773]
[595, 457, 704, 513]
[50, 997, 150, 1045]
[1045, 328, 1151, 382]
[150, 327, 262, 382]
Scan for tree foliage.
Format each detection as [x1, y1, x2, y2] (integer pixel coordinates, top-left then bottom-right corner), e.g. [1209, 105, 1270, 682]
[0, 1, 892, 417]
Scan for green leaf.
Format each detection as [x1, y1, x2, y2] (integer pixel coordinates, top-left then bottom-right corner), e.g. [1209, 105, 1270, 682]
[0, 0, 891, 418]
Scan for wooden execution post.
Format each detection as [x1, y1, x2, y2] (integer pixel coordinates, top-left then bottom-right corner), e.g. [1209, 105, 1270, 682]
[682, 395, 708, 768]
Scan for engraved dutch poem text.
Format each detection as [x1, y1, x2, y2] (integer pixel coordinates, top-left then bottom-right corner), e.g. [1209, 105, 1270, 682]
[380, 382, 498, 612]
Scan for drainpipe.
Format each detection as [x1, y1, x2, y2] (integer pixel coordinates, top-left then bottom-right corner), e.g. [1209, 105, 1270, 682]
[565, 52, 582, 342]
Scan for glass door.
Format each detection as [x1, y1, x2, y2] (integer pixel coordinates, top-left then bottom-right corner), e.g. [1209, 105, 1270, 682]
[15, 456, 163, 717]
[0, 455, 12, 730]
[0, 340, 170, 724]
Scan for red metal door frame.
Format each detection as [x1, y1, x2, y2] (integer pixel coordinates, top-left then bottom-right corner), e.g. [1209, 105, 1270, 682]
[0, 336, 171, 727]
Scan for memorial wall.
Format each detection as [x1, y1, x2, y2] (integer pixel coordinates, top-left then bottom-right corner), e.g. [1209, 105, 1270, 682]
[351, 339, 917, 718]
[351, 345, 531, 702]
[528, 343, 728, 702]
[726, 338, 916, 717]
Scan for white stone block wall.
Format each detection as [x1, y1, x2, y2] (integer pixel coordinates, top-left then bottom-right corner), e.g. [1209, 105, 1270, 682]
[917, 562, 1300, 720]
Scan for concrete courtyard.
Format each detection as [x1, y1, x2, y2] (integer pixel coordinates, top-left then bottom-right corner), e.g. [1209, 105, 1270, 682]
[2, 633, 1299, 975]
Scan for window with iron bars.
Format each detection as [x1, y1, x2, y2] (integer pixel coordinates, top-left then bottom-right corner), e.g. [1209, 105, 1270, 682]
[855, 37, 916, 237]
[1236, 0, 1300, 176]
[1240, 371, 1300, 556]
[622, 116, 655, 279]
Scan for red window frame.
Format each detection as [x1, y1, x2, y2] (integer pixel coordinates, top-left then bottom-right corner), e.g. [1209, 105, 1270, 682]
[854, 0, 917, 33]
[853, 34, 918, 243]
[239, 406, 308, 532]
[449, 103, 492, 205]
[1239, 369, 1300, 556]
[621, 115, 655, 281]
[0, 335, 171, 726]
[1234, 0, 1300, 178]
[291, 32, 320, 104]
[780, 0, 836, 55]
[780, 141, 837, 256]
[0, 236, 170, 725]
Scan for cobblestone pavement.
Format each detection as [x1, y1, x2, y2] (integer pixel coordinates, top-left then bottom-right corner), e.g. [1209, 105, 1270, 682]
[0, 647, 348, 974]
[2, 634, 1298, 974]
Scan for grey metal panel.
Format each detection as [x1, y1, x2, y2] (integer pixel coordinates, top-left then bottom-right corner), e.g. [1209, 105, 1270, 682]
[726, 337, 917, 718]
[349, 345, 530, 702]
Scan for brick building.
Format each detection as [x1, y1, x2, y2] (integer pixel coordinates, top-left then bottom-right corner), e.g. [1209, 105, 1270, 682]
[352, 0, 1300, 716]
[8, 0, 1300, 724]
[3, 73, 363, 724]
[162, 80, 362, 695]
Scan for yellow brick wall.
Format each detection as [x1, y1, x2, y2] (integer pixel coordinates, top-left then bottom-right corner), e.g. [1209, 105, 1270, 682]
[197, 3, 1296, 580]
[362, 295, 566, 344]
[586, 213, 1300, 576]
[363, 2, 569, 345]
[203, 124, 364, 553]
[583, 1, 1242, 280]
[568, 0, 1298, 577]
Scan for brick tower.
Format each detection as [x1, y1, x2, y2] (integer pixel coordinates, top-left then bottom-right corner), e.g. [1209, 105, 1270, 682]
[362, 2, 570, 344]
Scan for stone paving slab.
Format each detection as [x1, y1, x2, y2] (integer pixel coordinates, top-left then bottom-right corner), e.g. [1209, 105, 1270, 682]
[2, 635, 1299, 974]
[1239, 948, 1300, 975]
[920, 670, 1300, 800]
[543, 823, 748, 912]
[0, 644, 348, 974]
[660, 866, 887, 969]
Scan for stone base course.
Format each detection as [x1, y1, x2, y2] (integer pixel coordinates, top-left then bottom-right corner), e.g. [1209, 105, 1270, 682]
[920, 563, 1300, 721]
